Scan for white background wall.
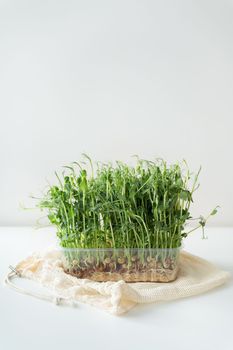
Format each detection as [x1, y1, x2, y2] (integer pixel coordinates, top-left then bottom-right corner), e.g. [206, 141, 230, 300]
[0, 0, 232, 226]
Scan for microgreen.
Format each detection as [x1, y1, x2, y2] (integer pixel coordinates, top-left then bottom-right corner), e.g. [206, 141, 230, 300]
[37, 156, 218, 249]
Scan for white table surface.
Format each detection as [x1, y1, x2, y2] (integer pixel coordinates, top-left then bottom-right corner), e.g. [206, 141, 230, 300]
[0, 227, 232, 350]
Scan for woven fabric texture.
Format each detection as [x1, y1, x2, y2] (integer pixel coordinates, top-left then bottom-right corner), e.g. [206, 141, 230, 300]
[14, 250, 230, 315]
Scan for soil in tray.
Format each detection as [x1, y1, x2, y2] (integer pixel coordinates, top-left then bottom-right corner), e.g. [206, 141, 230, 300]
[62, 255, 179, 282]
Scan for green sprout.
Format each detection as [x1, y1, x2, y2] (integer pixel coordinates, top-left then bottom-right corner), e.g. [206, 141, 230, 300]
[36, 155, 218, 249]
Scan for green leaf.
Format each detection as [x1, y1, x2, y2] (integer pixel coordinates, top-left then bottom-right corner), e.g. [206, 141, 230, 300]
[210, 208, 218, 216]
[179, 190, 190, 201]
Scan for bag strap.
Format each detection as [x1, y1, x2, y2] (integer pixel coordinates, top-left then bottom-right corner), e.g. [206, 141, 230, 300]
[4, 266, 70, 306]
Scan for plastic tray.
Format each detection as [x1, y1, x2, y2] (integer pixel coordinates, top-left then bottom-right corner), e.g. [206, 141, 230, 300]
[61, 247, 181, 282]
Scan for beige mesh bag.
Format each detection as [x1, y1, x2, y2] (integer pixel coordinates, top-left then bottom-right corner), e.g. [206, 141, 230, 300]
[5, 250, 230, 315]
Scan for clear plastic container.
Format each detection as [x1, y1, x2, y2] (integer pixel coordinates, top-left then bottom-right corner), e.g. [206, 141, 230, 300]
[61, 247, 181, 282]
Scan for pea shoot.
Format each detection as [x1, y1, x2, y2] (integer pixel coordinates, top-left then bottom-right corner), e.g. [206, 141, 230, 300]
[37, 155, 218, 250]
